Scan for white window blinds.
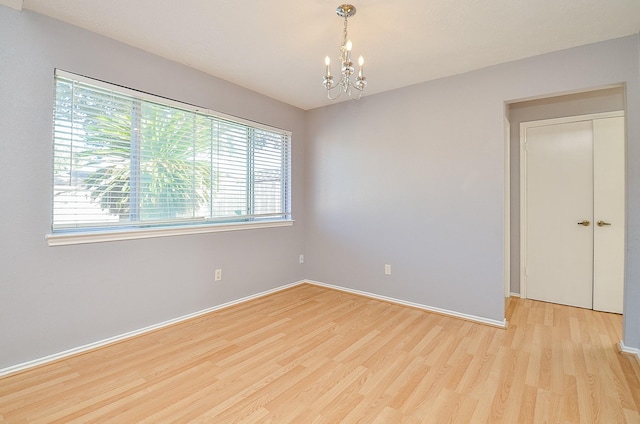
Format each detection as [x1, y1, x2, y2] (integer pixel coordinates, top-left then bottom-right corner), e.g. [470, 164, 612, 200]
[52, 71, 291, 233]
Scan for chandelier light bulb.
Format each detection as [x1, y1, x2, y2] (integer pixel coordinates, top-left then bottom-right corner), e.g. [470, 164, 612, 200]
[325, 56, 331, 66]
[358, 56, 364, 66]
[345, 40, 353, 63]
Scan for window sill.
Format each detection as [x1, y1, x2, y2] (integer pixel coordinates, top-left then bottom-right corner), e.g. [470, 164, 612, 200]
[46, 220, 295, 246]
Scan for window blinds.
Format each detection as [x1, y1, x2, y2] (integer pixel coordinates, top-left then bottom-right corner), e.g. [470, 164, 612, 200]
[52, 71, 291, 232]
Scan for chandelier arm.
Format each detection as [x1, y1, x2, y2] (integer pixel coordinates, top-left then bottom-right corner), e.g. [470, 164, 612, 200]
[326, 83, 344, 100]
[349, 88, 363, 100]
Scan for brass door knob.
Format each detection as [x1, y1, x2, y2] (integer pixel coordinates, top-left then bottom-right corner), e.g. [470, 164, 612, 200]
[577, 220, 590, 226]
[597, 220, 612, 227]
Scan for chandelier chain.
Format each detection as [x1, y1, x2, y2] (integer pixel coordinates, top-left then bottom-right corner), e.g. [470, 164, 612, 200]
[341, 16, 349, 60]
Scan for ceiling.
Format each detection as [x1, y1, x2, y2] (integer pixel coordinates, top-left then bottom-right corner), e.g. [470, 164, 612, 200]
[5, 0, 640, 110]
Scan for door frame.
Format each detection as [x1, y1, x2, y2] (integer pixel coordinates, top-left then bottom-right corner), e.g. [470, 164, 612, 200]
[519, 110, 625, 302]
[504, 114, 511, 299]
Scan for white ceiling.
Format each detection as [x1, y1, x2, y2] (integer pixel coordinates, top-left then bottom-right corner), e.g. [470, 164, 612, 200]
[6, 0, 640, 110]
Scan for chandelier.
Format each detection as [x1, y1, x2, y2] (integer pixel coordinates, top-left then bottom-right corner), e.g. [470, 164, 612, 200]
[322, 4, 367, 100]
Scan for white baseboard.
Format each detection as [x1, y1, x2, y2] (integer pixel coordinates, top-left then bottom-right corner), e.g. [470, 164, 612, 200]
[0, 280, 305, 378]
[509, 292, 521, 298]
[305, 280, 507, 328]
[619, 341, 640, 365]
[1, 279, 509, 377]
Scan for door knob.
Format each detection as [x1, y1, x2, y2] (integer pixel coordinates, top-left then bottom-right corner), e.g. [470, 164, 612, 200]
[577, 220, 590, 226]
[597, 220, 611, 227]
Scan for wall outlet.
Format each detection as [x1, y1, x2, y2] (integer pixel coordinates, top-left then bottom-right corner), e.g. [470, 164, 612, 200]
[299, 254, 304, 264]
[214, 268, 222, 281]
[385, 264, 391, 275]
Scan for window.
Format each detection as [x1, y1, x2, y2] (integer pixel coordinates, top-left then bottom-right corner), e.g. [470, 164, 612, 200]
[49, 70, 291, 245]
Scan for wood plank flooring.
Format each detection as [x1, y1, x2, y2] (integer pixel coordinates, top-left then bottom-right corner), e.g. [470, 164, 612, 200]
[1, 283, 639, 423]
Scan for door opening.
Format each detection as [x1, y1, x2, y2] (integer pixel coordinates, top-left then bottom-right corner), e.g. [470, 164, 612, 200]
[520, 112, 625, 313]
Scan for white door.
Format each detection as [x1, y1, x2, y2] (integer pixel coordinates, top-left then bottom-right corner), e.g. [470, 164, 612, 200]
[593, 117, 625, 313]
[521, 113, 625, 313]
[523, 120, 594, 309]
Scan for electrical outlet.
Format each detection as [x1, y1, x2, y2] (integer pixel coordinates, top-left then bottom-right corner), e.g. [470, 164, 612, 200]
[299, 254, 304, 264]
[214, 268, 222, 281]
[385, 264, 391, 275]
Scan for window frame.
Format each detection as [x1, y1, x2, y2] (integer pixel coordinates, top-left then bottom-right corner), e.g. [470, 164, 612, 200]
[47, 70, 293, 246]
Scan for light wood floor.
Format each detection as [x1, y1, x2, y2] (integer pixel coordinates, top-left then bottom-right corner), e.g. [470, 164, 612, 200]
[1, 284, 639, 423]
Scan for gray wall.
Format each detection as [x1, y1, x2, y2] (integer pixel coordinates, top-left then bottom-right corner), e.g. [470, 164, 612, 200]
[305, 78, 507, 323]
[305, 35, 640, 347]
[508, 88, 626, 294]
[0, 8, 306, 370]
